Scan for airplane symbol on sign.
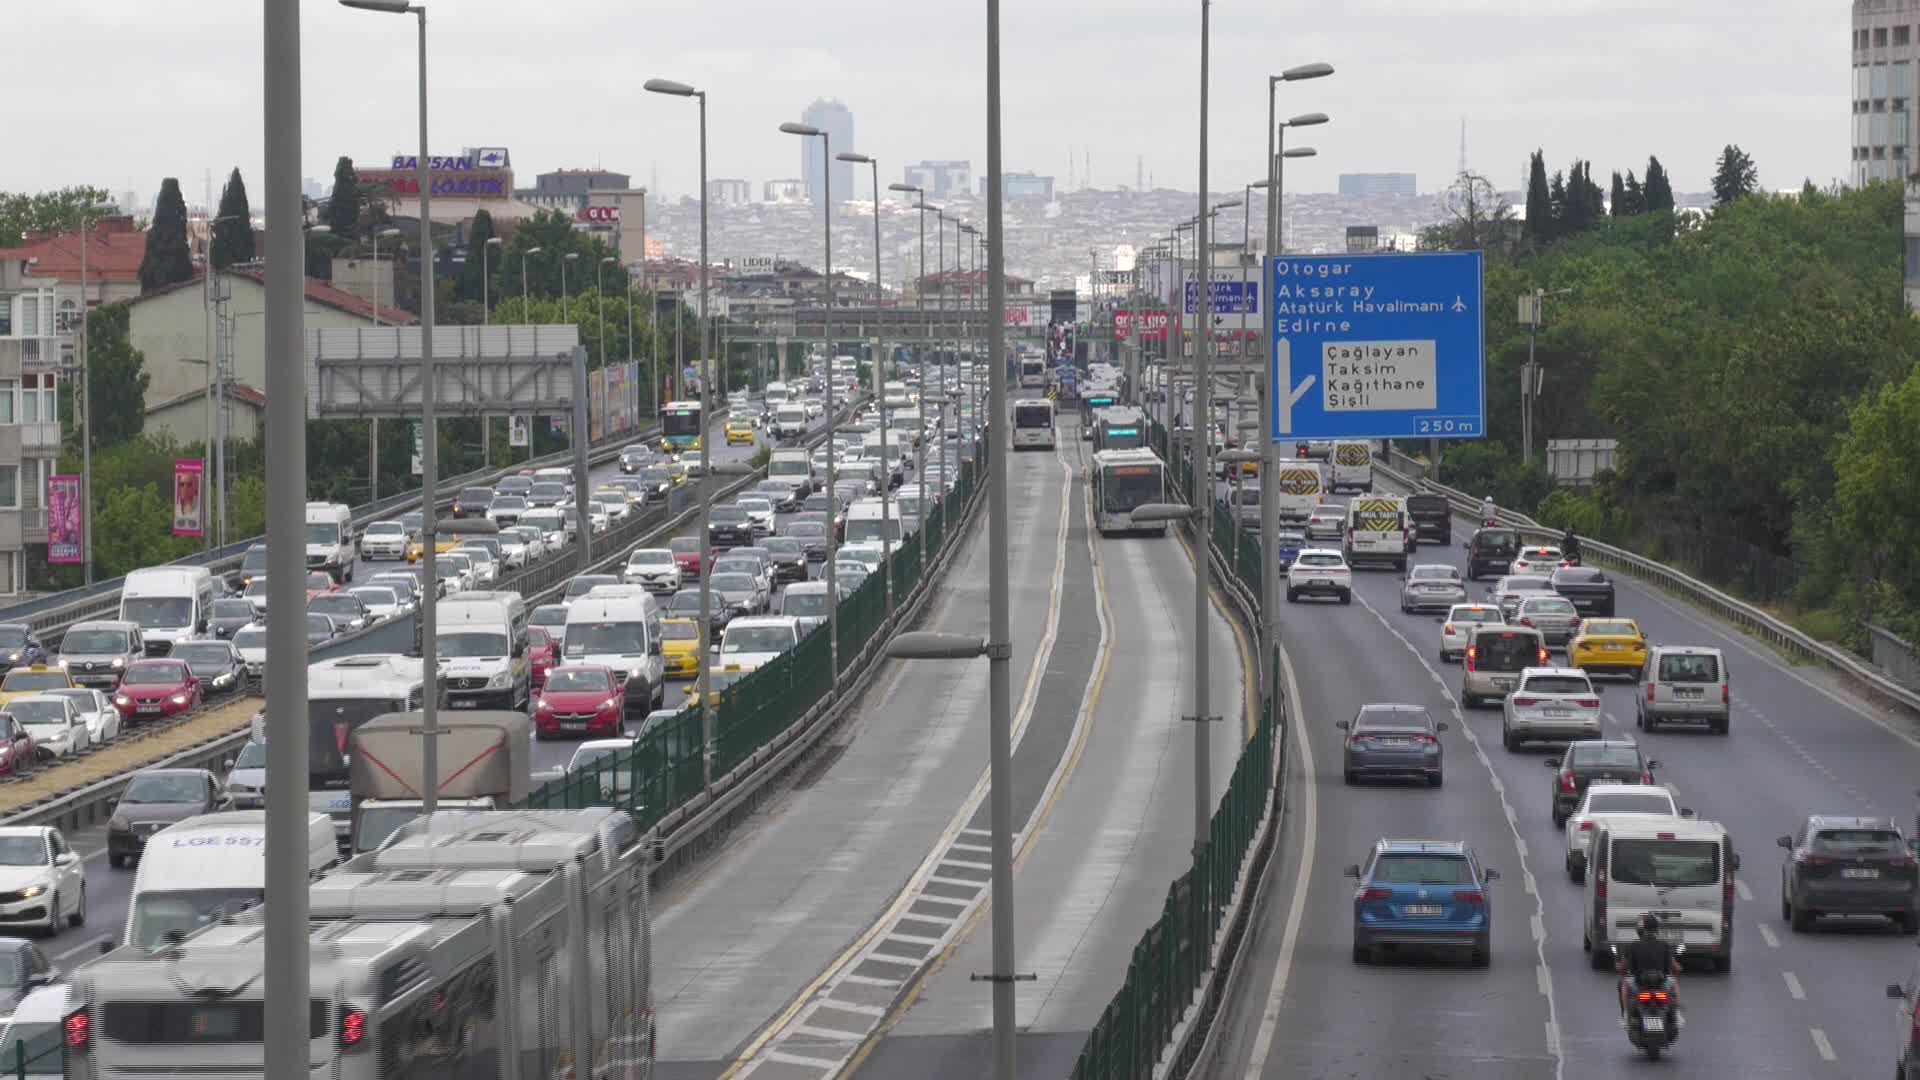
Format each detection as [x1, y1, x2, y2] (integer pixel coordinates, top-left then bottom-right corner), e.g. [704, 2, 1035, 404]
[480, 152, 502, 164]
[1452, 295, 1467, 312]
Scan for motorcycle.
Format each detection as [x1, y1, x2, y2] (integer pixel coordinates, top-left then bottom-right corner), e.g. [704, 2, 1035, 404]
[1613, 944, 1683, 1059]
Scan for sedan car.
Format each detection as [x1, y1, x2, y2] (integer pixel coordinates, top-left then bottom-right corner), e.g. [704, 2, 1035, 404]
[1779, 815, 1920, 932]
[349, 585, 408, 623]
[636, 467, 674, 500]
[0, 829, 85, 936]
[1338, 703, 1448, 786]
[1568, 617, 1648, 680]
[783, 520, 831, 562]
[1562, 783, 1683, 882]
[708, 505, 757, 549]
[1346, 839, 1499, 967]
[1503, 666, 1603, 753]
[1551, 566, 1616, 617]
[1514, 595, 1582, 647]
[486, 494, 529, 527]
[533, 665, 626, 740]
[106, 767, 230, 867]
[359, 519, 410, 561]
[734, 497, 777, 536]
[451, 486, 495, 519]
[756, 478, 808, 513]
[7, 697, 87, 762]
[232, 623, 267, 681]
[169, 641, 248, 697]
[660, 618, 702, 680]
[43, 688, 118, 745]
[1546, 740, 1657, 827]
[1400, 564, 1468, 614]
[308, 592, 372, 634]
[1286, 549, 1352, 605]
[761, 537, 809, 584]
[665, 589, 730, 636]
[527, 481, 569, 508]
[1510, 545, 1569, 576]
[207, 598, 256, 640]
[1437, 603, 1504, 663]
[707, 573, 769, 618]
[725, 417, 758, 446]
[1305, 504, 1346, 542]
[111, 660, 202, 724]
[305, 612, 339, 647]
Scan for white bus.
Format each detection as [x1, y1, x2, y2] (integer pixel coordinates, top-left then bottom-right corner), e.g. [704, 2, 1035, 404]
[1018, 356, 1048, 389]
[307, 655, 429, 848]
[1091, 448, 1170, 536]
[1012, 398, 1057, 451]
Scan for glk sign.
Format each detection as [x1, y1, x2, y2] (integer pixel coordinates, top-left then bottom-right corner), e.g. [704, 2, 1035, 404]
[576, 206, 620, 223]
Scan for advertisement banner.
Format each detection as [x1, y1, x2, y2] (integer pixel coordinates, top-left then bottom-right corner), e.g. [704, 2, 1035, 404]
[1113, 311, 1133, 341]
[1133, 311, 1173, 342]
[509, 415, 531, 447]
[588, 368, 607, 444]
[1005, 305, 1029, 327]
[411, 423, 424, 475]
[46, 475, 82, 566]
[172, 459, 205, 538]
[356, 166, 512, 199]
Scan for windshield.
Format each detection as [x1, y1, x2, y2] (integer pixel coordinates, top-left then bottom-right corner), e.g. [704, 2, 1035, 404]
[241, 547, 268, 573]
[122, 773, 204, 803]
[629, 551, 672, 566]
[1582, 619, 1637, 637]
[1014, 404, 1053, 428]
[233, 627, 265, 650]
[671, 537, 700, 554]
[354, 806, 423, 854]
[307, 614, 336, 637]
[492, 495, 526, 510]
[0, 836, 46, 867]
[710, 507, 747, 523]
[736, 499, 772, 513]
[783, 592, 829, 616]
[1371, 855, 1473, 885]
[366, 522, 403, 536]
[245, 581, 271, 597]
[1297, 553, 1344, 568]
[1411, 566, 1459, 581]
[1100, 466, 1163, 514]
[1522, 598, 1578, 617]
[438, 632, 509, 659]
[129, 888, 267, 951]
[564, 622, 648, 657]
[1814, 829, 1903, 853]
[304, 524, 341, 545]
[1520, 674, 1592, 695]
[531, 605, 568, 628]
[1609, 839, 1719, 887]
[566, 577, 615, 599]
[660, 622, 698, 642]
[309, 596, 360, 616]
[1658, 654, 1720, 682]
[6, 700, 62, 726]
[1521, 547, 1561, 560]
[1449, 607, 1502, 625]
[62, 628, 130, 654]
[0, 1022, 60, 1073]
[725, 626, 796, 654]
[544, 669, 612, 694]
[667, 593, 701, 615]
[1587, 792, 1674, 815]
[169, 645, 232, 669]
[1474, 529, 1519, 554]
[212, 600, 252, 619]
[709, 574, 756, 596]
[122, 596, 192, 630]
[787, 523, 826, 539]
[124, 664, 187, 686]
[1570, 747, 1644, 770]
[0, 628, 26, 649]
[641, 469, 672, 484]
[764, 539, 802, 556]
[234, 741, 266, 769]
[530, 483, 566, 499]
[352, 589, 397, 608]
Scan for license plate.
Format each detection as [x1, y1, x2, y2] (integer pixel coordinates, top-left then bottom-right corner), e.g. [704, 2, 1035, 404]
[1312, 579, 1333, 587]
[1658, 929, 1682, 943]
[1640, 1016, 1665, 1034]
[1604, 643, 1623, 651]
[1494, 678, 1516, 689]
[137, 704, 162, 714]
[1380, 738, 1413, 747]
[1843, 867, 1881, 879]
[1675, 687, 1703, 698]
[451, 699, 477, 709]
[563, 721, 588, 731]
[1402, 904, 1444, 916]
[1544, 708, 1572, 717]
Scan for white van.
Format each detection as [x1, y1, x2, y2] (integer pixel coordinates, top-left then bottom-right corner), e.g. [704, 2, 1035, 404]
[772, 404, 810, 442]
[845, 500, 906, 544]
[718, 615, 802, 674]
[303, 501, 356, 583]
[881, 381, 913, 410]
[769, 448, 817, 493]
[564, 594, 665, 713]
[1581, 816, 1738, 973]
[0, 983, 69, 1078]
[124, 809, 337, 949]
[765, 381, 792, 408]
[1343, 495, 1411, 570]
[435, 591, 530, 710]
[118, 567, 216, 656]
[1273, 462, 1326, 524]
[1329, 440, 1374, 493]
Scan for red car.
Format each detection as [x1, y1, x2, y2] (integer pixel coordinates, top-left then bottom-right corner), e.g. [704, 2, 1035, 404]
[533, 665, 624, 739]
[528, 626, 559, 689]
[0, 713, 34, 775]
[112, 659, 203, 723]
[670, 536, 704, 578]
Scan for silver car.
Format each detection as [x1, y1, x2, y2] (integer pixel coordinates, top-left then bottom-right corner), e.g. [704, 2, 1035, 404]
[1400, 564, 1467, 613]
[1337, 702, 1448, 786]
[1489, 574, 1556, 621]
[1500, 666, 1602, 750]
[1515, 594, 1582, 646]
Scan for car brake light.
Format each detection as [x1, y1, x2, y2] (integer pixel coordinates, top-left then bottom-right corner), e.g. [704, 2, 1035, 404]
[1723, 685, 1731, 704]
[1454, 890, 1485, 904]
[1465, 647, 1477, 671]
[1577, 697, 1600, 708]
[1657, 832, 1676, 840]
[1511, 696, 1539, 707]
[1357, 887, 1392, 902]
[339, 1008, 368, 1049]
[1892, 854, 1918, 870]
[1413, 733, 1437, 744]
[1639, 772, 1652, 784]
[1796, 850, 1833, 867]
[64, 1010, 89, 1052]
[1537, 647, 1550, 664]
[1579, 820, 1594, 830]
[1646, 682, 1656, 703]
[1560, 772, 1576, 792]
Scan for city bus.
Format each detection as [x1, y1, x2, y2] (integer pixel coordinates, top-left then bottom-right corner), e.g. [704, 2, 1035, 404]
[661, 399, 704, 451]
[1094, 406, 1148, 452]
[1018, 356, 1048, 390]
[1012, 398, 1057, 451]
[1091, 448, 1170, 536]
[1078, 391, 1119, 436]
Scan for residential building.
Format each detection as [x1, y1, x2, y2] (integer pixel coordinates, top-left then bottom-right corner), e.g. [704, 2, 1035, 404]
[1337, 173, 1418, 198]
[800, 100, 855, 205]
[987, 173, 1054, 200]
[903, 161, 972, 200]
[764, 179, 808, 204]
[1855, 0, 1920, 184]
[707, 179, 751, 206]
[915, 270, 1036, 305]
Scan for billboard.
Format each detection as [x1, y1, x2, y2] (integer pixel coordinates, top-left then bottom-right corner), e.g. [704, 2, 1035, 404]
[46, 475, 82, 565]
[1049, 289, 1077, 325]
[509, 415, 531, 447]
[576, 206, 620, 224]
[172, 459, 204, 538]
[356, 166, 512, 199]
[738, 256, 779, 275]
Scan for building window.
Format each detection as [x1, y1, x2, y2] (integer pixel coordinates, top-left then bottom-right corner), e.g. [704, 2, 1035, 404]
[1907, 238, 1920, 282]
[1874, 111, 1890, 148]
[0, 380, 16, 426]
[0, 467, 19, 511]
[1878, 26, 1891, 47]
[16, 295, 36, 338]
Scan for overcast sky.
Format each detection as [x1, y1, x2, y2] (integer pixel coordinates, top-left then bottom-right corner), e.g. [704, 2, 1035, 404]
[14, 0, 1841, 209]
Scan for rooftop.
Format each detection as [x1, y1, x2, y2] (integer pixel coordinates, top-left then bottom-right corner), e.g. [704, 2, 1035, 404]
[0, 217, 146, 282]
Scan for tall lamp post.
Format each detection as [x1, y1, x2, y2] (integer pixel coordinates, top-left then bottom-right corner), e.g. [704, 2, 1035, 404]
[480, 235, 503, 466]
[890, 182, 933, 562]
[561, 251, 579, 321]
[645, 76, 715, 790]
[780, 119, 838, 681]
[340, 0, 442, 822]
[838, 151, 895, 613]
[521, 245, 542, 314]
[367, 226, 401, 502]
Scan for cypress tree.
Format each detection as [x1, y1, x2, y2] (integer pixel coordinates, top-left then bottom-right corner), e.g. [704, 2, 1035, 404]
[210, 168, 255, 270]
[1559, 163, 1593, 236]
[1622, 170, 1645, 215]
[1523, 150, 1554, 244]
[1643, 156, 1676, 212]
[326, 156, 363, 237]
[1547, 170, 1569, 239]
[138, 178, 194, 293]
[457, 209, 498, 306]
[1609, 171, 1626, 218]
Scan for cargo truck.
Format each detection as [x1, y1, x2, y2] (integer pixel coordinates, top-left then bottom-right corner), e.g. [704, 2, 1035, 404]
[346, 709, 530, 854]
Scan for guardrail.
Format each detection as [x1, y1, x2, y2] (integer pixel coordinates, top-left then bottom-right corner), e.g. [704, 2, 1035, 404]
[1368, 450, 1920, 726]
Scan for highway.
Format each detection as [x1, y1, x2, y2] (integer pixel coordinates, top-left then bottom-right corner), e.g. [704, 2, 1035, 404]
[1204, 477, 1920, 1078]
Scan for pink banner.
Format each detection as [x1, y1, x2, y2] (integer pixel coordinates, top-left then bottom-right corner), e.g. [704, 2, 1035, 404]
[1113, 311, 1134, 341]
[172, 459, 205, 538]
[1132, 311, 1173, 342]
[46, 475, 83, 565]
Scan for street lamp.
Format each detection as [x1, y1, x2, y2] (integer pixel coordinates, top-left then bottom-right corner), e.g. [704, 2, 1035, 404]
[562, 252, 579, 321]
[481, 235, 502, 323]
[597, 255, 617, 370]
[780, 119, 840, 685]
[649, 75, 717, 791]
[891, 182, 936, 562]
[839, 151, 895, 615]
[521, 245, 543, 316]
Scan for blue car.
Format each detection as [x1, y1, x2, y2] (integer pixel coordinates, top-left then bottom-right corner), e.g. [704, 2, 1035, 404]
[1346, 839, 1500, 966]
[1276, 530, 1305, 570]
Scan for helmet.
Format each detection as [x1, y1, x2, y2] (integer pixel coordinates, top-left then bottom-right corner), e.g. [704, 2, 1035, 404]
[1637, 913, 1661, 938]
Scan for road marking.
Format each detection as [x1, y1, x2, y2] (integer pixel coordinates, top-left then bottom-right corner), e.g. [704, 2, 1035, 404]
[1809, 1027, 1836, 1062]
[1757, 923, 1780, 949]
[1782, 971, 1805, 1000]
[1240, 642, 1315, 1079]
[51, 935, 108, 965]
[1733, 878, 1752, 902]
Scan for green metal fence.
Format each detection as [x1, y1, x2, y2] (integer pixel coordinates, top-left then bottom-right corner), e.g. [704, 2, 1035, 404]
[514, 435, 991, 834]
[3, 1031, 60, 1078]
[1069, 418, 1282, 1080]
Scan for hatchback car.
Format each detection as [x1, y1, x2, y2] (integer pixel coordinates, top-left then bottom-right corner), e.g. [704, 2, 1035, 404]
[0, 829, 84, 936]
[452, 486, 494, 519]
[169, 641, 248, 696]
[1489, 574, 1556, 622]
[1465, 527, 1521, 581]
[666, 589, 730, 635]
[1514, 594, 1582, 646]
[783, 521, 831, 562]
[527, 626, 559, 689]
[106, 767, 229, 868]
[1338, 703, 1448, 786]
[0, 627, 47, 675]
[1779, 815, 1920, 932]
[207, 597, 256, 640]
[1286, 549, 1352, 605]
[708, 505, 756, 549]
[1346, 839, 1499, 966]
[708, 573, 769, 618]
[111, 659, 202, 723]
[761, 537, 810, 584]
[1437, 604, 1504, 663]
[659, 618, 703, 679]
[735, 497, 777, 536]
[308, 591, 371, 634]
[1400, 564, 1467, 614]
[1546, 740, 1658, 827]
[622, 548, 683, 593]
[1502, 667, 1602, 751]
[1563, 783, 1685, 882]
[1637, 646, 1730, 734]
[533, 665, 626, 740]
[670, 536, 704, 578]
[7, 697, 86, 762]
[1568, 618, 1648, 680]
[42, 688, 118, 745]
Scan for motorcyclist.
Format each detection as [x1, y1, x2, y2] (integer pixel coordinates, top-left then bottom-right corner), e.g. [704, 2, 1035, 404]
[1480, 495, 1496, 523]
[1561, 527, 1583, 562]
[1617, 913, 1681, 1023]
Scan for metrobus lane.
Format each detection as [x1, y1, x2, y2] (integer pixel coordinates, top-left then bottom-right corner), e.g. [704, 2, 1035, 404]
[848, 443, 1245, 1080]
[1208, 563, 1557, 1080]
[647, 437, 1074, 1079]
[1354, 497, 1917, 1077]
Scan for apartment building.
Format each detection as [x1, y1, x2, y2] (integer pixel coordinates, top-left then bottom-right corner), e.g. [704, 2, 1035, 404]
[1852, 0, 1920, 184]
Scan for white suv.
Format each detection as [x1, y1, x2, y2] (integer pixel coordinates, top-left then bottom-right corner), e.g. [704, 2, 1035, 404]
[1286, 549, 1352, 605]
[1501, 666, 1602, 750]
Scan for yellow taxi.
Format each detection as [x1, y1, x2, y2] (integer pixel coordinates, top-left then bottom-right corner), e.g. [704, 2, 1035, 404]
[680, 668, 748, 709]
[1568, 617, 1649, 679]
[405, 530, 466, 563]
[0, 666, 73, 709]
[660, 618, 703, 679]
[725, 418, 758, 447]
[664, 460, 690, 487]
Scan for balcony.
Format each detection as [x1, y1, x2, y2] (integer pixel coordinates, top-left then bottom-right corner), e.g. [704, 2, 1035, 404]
[0, 338, 65, 378]
[17, 423, 60, 453]
[19, 508, 44, 546]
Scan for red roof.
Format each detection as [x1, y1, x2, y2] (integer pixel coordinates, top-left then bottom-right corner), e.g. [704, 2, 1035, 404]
[0, 217, 145, 283]
[145, 381, 269, 416]
[135, 269, 417, 325]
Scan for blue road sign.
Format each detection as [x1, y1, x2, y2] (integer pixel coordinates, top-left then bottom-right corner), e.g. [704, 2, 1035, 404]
[1184, 280, 1259, 315]
[1268, 250, 1485, 441]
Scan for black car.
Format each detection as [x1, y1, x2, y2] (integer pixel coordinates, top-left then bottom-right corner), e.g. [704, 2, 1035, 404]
[760, 537, 810, 583]
[1406, 493, 1452, 545]
[665, 588, 730, 635]
[107, 767, 231, 867]
[754, 478, 805, 513]
[452, 486, 494, 519]
[1465, 527, 1520, 581]
[637, 468, 674, 500]
[230, 543, 269, 591]
[170, 640, 249, 696]
[1551, 566, 1616, 616]
[620, 448, 653, 474]
[207, 598, 256, 640]
[1546, 740, 1657, 827]
[0, 625, 46, 673]
[707, 505, 755, 549]
[1779, 815, 1920, 933]
[783, 520, 831, 561]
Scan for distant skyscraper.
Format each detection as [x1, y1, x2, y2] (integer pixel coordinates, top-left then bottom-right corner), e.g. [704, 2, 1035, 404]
[1852, 2, 1917, 186]
[707, 179, 752, 206]
[801, 99, 855, 205]
[903, 161, 972, 200]
[1337, 173, 1418, 198]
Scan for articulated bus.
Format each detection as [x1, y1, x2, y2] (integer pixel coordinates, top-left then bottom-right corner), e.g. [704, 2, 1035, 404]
[1093, 406, 1148, 452]
[1091, 448, 1170, 535]
[1012, 398, 1057, 451]
[661, 400, 704, 451]
[1078, 392, 1118, 430]
[1018, 356, 1049, 390]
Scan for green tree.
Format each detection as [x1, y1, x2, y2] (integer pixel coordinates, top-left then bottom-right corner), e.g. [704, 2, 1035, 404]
[1609, 171, 1626, 219]
[79, 302, 151, 447]
[456, 209, 499, 306]
[1621, 171, 1645, 216]
[1642, 156, 1675, 212]
[1711, 144, 1758, 206]
[1523, 150, 1554, 245]
[210, 168, 255, 270]
[1547, 171, 1568, 234]
[0, 186, 116, 245]
[138, 178, 194, 293]
[305, 228, 347, 281]
[327, 156, 363, 237]
[496, 209, 622, 302]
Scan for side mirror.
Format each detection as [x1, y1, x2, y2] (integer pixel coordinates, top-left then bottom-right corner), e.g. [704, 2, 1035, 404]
[1776, 835, 1793, 849]
[1482, 869, 1501, 882]
[1647, 759, 1662, 770]
[222, 756, 235, 771]
[1341, 864, 1361, 879]
[1679, 807, 1695, 818]
[1543, 758, 1561, 770]
[1435, 721, 1450, 732]
[54, 852, 77, 867]
[1333, 720, 1349, 731]
[1730, 853, 1741, 871]
[98, 940, 114, 956]
[1890, 983, 1909, 1001]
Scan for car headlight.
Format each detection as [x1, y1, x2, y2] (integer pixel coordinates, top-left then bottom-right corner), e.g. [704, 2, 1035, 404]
[17, 884, 45, 900]
[600, 697, 622, 713]
[488, 670, 510, 689]
[214, 673, 233, 687]
[113, 695, 131, 706]
[109, 814, 128, 831]
[170, 693, 189, 705]
[112, 656, 126, 669]
[52, 657, 65, 668]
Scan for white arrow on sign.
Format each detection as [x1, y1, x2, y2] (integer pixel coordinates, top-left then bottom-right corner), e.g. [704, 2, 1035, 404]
[1274, 338, 1317, 436]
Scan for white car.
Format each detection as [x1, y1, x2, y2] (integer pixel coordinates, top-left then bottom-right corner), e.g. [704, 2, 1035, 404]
[1285, 549, 1352, 604]
[502, 525, 548, 563]
[8, 695, 89, 761]
[232, 622, 267, 680]
[349, 586, 408, 622]
[1562, 783, 1684, 882]
[735, 497, 777, 535]
[1500, 666, 1602, 750]
[44, 687, 118, 745]
[1438, 603, 1505, 663]
[1510, 546, 1567, 576]
[1304, 504, 1345, 541]
[591, 491, 631, 524]
[359, 520, 409, 561]
[680, 451, 707, 478]
[622, 549, 682, 593]
[452, 546, 499, 586]
[491, 531, 530, 570]
[0, 826, 86, 934]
